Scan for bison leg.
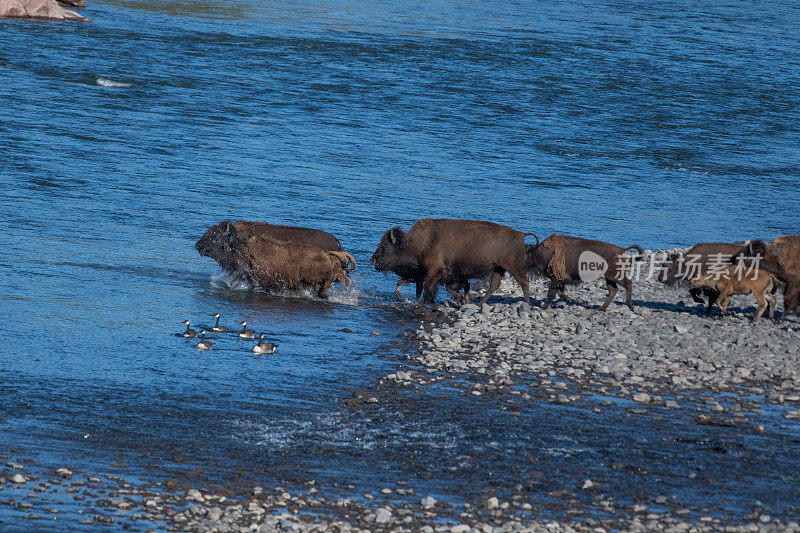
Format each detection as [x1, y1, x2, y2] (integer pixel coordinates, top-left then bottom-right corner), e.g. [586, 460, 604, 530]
[715, 289, 731, 316]
[623, 277, 634, 311]
[422, 269, 444, 304]
[542, 280, 559, 309]
[460, 280, 471, 305]
[704, 288, 720, 316]
[779, 286, 799, 323]
[599, 279, 619, 311]
[445, 284, 461, 302]
[415, 281, 423, 300]
[394, 279, 410, 301]
[752, 288, 768, 322]
[556, 288, 572, 304]
[479, 270, 504, 304]
[689, 287, 706, 305]
[505, 265, 531, 305]
[766, 285, 778, 323]
[315, 278, 333, 299]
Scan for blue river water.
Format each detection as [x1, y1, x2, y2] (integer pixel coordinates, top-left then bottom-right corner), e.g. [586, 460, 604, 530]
[1, 0, 799, 528]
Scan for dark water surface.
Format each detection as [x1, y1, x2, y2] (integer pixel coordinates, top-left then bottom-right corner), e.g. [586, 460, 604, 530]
[1, 0, 799, 528]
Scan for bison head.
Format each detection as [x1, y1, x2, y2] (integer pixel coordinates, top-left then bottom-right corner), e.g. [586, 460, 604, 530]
[195, 220, 240, 273]
[657, 253, 682, 285]
[370, 227, 412, 273]
[524, 243, 550, 276]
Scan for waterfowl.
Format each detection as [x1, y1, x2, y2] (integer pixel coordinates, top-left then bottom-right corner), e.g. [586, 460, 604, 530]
[252, 334, 278, 354]
[238, 320, 255, 339]
[179, 319, 197, 338]
[195, 330, 212, 350]
[211, 313, 229, 332]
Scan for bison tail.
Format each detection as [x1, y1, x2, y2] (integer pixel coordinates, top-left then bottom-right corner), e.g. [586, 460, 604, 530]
[523, 232, 540, 246]
[623, 244, 644, 253]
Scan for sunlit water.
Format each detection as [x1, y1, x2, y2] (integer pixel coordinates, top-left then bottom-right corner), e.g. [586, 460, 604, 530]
[1, 0, 799, 527]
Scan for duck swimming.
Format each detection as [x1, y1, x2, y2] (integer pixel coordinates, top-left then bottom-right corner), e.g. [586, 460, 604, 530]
[252, 334, 278, 354]
[238, 320, 255, 339]
[211, 313, 229, 332]
[195, 330, 212, 350]
[179, 320, 197, 338]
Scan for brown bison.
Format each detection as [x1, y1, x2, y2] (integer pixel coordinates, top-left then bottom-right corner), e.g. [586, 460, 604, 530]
[526, 234, 643, 311]
[370, 219, 537, 305]
[738, 235, 800, 322]
[658, 242, 748, 315]
[689, 265, 779, 322]
[234, 236, 353, 298]
[196, 219, 342, 267]
[195, 220, 355, 298]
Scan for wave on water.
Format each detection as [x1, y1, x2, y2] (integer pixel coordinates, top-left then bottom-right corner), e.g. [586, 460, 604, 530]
[96, 77, 133, 88]
[229, 411, 466, 452]
[209, 272, 364, 305]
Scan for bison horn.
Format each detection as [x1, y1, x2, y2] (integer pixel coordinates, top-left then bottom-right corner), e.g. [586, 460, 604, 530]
[389, 227, 403, 245]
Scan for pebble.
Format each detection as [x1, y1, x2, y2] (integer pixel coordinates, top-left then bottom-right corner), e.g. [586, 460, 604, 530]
[375, 508, 392, 524]
[421, 496, 437, 509]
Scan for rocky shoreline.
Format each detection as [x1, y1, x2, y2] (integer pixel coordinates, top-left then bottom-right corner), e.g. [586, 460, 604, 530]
[2, 457, 799, 532]
[384, 251, 800, 426]
[2, 250, 800, 531]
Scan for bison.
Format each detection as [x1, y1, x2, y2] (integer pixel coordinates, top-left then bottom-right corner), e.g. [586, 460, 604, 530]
[658, 242, 748, 315]
[689, 265, 779, 322]
[196, 220, 355, 298]
[526, 234, 643, 311]
[370, 218, 537, 305]
[196, 219, 342, 269]
[234, 235, 353, 298]
[737, 235, 800, 322]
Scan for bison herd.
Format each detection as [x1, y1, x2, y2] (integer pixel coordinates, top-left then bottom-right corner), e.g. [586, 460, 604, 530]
[196, 219, 800, 324]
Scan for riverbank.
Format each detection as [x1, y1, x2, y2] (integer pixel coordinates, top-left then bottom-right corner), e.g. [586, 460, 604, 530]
[2, 455, 799, 532]
[3, 253, 800, 531]
[382, 254, 800, 426]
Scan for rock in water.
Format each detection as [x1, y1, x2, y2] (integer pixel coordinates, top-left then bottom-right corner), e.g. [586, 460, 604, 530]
[374, 508, 392, 524]
[0, 0, 88, 21]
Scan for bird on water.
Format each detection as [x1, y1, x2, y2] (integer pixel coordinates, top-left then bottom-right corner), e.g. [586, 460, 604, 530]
[195, 330, 212, 350]
[238, 320, 255, 339]
[178, 320, 196, 338]
[252, 334, 278, 354]
[211, 313, 229, 332]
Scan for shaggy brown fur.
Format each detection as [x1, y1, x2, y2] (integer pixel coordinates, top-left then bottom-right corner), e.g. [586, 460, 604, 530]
[742, 235, 800, 322]
[658, 242, 748, 315]
[196, 220, 342, 270]
[235, 236, 351, 298]
[690, 265, 778, 322]
[370, 219, 538, 305]
[543, 234, 569, 281]
[527, 234, 643, 311]
[329, 251, 356, 272]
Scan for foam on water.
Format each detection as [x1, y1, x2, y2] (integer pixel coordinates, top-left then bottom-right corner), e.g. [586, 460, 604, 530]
[95, 77, 132, 88]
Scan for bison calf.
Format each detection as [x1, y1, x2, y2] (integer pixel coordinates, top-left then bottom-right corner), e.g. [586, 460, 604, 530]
[658, 242, 747, 315]
[689, 265, 779, 322]
[235, 236, 354, 298]
[526, 234, 643, 311]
